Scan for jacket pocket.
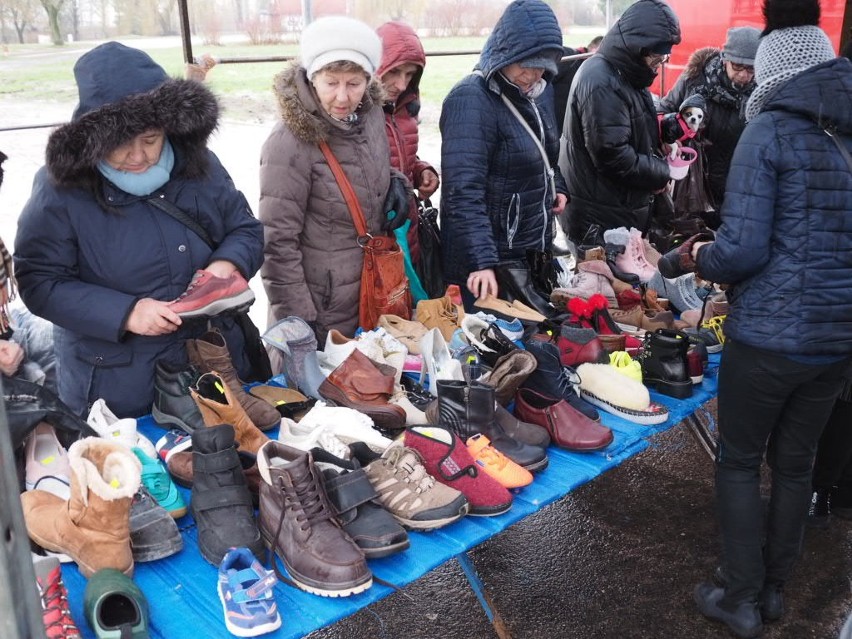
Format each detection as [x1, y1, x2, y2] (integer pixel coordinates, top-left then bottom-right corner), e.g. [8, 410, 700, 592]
[73, 339, 134, 408]
[505, 193, 521, 250]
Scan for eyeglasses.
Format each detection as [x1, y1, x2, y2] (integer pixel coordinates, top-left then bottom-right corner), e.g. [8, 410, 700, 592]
[728, 61, 754, 74]
[645, 53, 670, 66]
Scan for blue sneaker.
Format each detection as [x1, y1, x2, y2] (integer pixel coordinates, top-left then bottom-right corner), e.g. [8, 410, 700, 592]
[218, 547, 281, 637]
[473, 312, 524, 341]
[132, 448, 187, 519]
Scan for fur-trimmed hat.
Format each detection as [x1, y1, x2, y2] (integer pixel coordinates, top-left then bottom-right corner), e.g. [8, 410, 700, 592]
[721, 26, 761, 65]
[300, 16, 382, 78]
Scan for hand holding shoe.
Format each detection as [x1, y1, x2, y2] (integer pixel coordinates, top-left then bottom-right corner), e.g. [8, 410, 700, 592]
[657, 232, 715, 279]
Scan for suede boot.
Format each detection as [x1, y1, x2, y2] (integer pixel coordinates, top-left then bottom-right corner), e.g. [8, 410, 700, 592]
[637, 329, 693, 399]
[190, 371, 269, 455]
[190, 424, 264, 565]
[261, 316, 326, 400]
[22, 437, 140, 578]
[257, 441, 372, 597]
[435, 380, 548, 472]
[187, 329, 280, 431]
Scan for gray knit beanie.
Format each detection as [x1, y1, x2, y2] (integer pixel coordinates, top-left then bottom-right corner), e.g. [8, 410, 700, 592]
[745, 25, 835, 121]
[721, 27, 761, 65]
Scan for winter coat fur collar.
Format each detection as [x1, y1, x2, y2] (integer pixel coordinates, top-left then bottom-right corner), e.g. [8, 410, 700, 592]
[272, 63, 384, 146]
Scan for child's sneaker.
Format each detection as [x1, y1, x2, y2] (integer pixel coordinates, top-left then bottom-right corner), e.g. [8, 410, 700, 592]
[33, 555, 81, 638]
[132, 448, 187, 519]
[465, 434, 533, 489]
[218, 547, 281, 637]
[155, 429, 193, 464]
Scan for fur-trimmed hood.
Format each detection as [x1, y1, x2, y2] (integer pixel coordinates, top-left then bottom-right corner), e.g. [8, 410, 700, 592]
[272, 62, 384, 146]
[682, 47, 721, 81]
[46, 42, 219, 189]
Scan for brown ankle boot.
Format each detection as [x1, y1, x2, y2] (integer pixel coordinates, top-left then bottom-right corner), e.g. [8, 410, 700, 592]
[22, 438, 140, 578]
[190, 371, 270, 455]
[187, 329, 280, 431]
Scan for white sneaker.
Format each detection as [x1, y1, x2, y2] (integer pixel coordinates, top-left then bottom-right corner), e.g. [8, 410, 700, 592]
[87, 398, 157, 459]
[279, 401, 392, 458]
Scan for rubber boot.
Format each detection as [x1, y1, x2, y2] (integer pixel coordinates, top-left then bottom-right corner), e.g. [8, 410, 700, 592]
[190, 424, 263, 565]
[190, 371, 269, 455]
[84, 568, 149, 639]
[637, 328, 693, 399]
[261, 316, 326, 400]
[187, 329, 280, 431]
[435, 380, 548, 472]
[22, 438, 140, 578]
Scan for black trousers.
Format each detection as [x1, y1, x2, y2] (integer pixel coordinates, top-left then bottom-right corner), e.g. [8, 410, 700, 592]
[812, 380, 852, 490]
[715, 338, 851, 608]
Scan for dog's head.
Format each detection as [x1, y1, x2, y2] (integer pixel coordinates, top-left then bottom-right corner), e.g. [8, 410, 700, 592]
[680, 106, 705, 132]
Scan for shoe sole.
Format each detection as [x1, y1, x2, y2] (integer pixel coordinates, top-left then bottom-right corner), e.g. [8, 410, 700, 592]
[217, 581, 282, 638]
[132, 539, 184, 562]
[643, 375, 694, 399]
[468, 501, 513, 517]
[360, 539, 411, 559]
[151, 404, 199, 434]
[580, 389, 669, 425]
[176, 288, 256, 319]
[261, 532, 372, 597]
[393, 501, 470, 531]
[27, 529, 133, 578]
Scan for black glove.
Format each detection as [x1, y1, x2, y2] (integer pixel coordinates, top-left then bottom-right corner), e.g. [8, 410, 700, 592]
[382, 175, 413, 233]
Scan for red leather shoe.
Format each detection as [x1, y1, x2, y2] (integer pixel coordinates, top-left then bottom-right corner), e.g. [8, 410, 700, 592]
[556, 325, 608, 367]
[514, 388, 613, 451]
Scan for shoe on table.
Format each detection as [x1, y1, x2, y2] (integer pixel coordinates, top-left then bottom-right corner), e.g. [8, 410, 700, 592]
[25, 422, 71, 500]
[218, 547, 282, 637]
[129, 486, 183, 563]
[132, 448, 186, 519]
[151, 359, 205, 433]
[694, 582, 763, 639]
[84, 568, 149, 639]
[154, 429, 192, 464]
[466, 434, 533, 489]
[168, 269, 255, 319]
[88, 399, 157, 459]
[33, 555, 81, 639]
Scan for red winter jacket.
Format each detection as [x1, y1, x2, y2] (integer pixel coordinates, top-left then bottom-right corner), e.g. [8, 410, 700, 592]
[377, 21, 438, 264]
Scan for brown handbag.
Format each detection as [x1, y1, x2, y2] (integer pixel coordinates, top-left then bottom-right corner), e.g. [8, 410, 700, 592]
[319, 141, 412, 330]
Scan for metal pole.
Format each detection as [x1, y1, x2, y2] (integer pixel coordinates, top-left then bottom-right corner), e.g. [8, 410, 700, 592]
[302, 0, 312, 27]
[177, 0, 193, 65]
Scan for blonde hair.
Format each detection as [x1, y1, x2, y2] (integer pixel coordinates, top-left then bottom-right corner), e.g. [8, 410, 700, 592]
[310, 60, 369, 80]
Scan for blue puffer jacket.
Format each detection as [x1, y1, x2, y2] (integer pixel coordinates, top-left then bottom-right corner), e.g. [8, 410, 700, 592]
[696, 57, 852, 356]
[14, 43, 264, 417]
[439, 0, 567, 285]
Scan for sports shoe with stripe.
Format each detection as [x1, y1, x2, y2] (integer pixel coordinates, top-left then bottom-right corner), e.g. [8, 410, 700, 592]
[218, 547, 281, 637]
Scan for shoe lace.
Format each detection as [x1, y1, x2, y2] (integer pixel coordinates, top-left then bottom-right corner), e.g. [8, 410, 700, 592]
[172, 270, 205, 302]
[475, 442, 508, 472]
[40, 578, 78, 636]
[384, 446, 435, 493]
[701, 315, 726, 343]
[142, 469, 170, 501]
[316, 431, 350, 460]
[276, 464, 333, 536]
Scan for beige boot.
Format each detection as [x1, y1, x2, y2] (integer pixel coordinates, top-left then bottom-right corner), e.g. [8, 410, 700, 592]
[190, 371, 270, 455]
[21, 438, 140, 578]
[187, 329, 280, 431]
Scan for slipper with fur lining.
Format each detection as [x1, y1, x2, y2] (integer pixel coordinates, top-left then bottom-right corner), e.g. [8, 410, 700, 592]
[576, 363, 669, 425]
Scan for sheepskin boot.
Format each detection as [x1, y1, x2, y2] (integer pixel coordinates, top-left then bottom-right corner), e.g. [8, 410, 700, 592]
[190, 371, 269, 455]
[187, 329, 280, 431]
[21, 437, 140, 578]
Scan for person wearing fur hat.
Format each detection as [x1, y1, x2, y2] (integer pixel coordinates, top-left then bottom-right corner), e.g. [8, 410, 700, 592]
[558, 0, 681, 245]
[376, 20, 439, 268]
[687, 2, 852, 635]
[439, 0, 568, 311]
[259, 16, 392, 343]
[13, 42, 264, 418]
[659, 26, 761, 220]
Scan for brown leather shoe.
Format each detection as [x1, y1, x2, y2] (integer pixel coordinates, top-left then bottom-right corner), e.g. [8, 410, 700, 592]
[186, 329, 280, 431]
[318, 350, 406, 433]
[190, 371, 269, 455]
[515, 388, 613, 451]
[257, 441, 372, 596]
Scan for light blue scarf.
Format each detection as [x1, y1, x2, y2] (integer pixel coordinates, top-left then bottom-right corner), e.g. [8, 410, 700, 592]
[98, 138, 174, 196]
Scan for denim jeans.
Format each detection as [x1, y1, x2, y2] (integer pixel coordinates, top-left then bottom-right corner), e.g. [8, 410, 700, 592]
[715, 338, 851, 608]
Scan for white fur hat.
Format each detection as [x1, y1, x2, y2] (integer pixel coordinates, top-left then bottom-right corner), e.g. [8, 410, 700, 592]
[300, 16, 382, 78]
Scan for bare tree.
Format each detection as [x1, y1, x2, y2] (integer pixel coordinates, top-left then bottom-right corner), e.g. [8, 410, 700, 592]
[40, 0, 65, 44]
[1, 0, 39, 42]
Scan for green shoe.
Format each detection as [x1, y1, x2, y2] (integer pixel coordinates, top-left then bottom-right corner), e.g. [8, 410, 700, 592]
[132, 447, 187, 518]
[84, 568, 150, 639]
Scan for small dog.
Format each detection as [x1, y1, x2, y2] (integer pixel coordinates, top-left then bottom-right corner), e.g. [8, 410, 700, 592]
[658, 94, 707, 144]
[680, 105, 705, 133]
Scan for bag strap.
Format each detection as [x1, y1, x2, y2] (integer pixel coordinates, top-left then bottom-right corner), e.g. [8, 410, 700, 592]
[318, 141, 370, 238]
[500, 93, 557, 200]
[148, 195, 215, 248]
[824, 127, 852, 174]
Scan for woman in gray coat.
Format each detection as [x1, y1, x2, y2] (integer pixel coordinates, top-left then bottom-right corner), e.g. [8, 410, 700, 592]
[259, 16, 391, 342]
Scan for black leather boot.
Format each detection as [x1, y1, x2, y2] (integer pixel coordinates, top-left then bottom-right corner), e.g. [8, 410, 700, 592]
[151, 360, 205, 433]
[190, 424, 264, 565]
[435, 380, 548, 472]
[603, 243, 640, 286]
[493, 262, 555, 318]
[526, 248, 556, 299]
[637, 329, 693, 399]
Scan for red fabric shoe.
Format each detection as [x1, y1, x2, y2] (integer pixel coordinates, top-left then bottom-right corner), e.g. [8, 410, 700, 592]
[556, 325, 608, 367]
[404, 426, 513, 517]
[168, 270, 255, 319]
[34, 556, 81, 638]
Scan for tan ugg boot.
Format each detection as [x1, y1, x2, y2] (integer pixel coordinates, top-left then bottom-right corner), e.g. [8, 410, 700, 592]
[21, 438, 140, 578]
[190, 371, 270, 455]
[186, 329, 281, 431]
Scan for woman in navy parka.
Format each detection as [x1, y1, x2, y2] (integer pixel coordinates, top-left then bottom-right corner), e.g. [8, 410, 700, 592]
[439, 0, 568, 307]
[14, 42, 264, 419]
